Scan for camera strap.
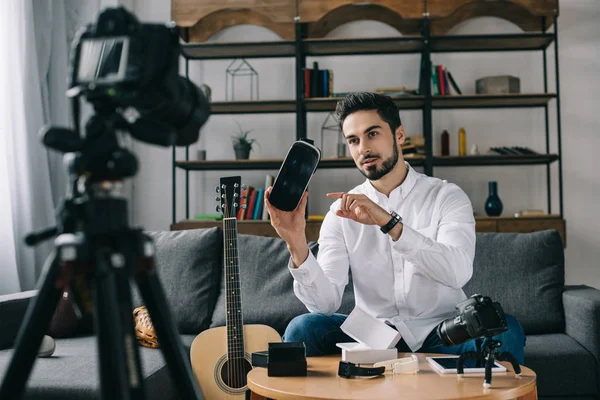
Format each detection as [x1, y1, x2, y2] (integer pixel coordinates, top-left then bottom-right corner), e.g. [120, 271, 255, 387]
[338, 361, 385, 379]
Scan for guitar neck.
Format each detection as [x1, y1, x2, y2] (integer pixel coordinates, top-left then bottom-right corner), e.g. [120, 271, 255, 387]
[223, 217, 245, 360]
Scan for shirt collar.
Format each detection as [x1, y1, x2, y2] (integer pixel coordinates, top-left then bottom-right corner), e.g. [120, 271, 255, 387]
[363, 161, 418, 201]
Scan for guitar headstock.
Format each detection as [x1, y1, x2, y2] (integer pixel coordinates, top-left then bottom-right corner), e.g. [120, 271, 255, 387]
[216, 176, 246, 219]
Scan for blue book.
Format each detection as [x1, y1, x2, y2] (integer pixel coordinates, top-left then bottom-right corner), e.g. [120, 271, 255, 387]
[253, 188, 264, 220]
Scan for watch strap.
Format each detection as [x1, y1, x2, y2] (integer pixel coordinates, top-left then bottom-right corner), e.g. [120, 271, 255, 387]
[338, 361, 385, 378]
[380, 211, 402, 234]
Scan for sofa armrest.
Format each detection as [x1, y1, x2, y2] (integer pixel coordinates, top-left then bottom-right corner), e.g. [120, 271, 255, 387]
[563, 285, 600, 361]
[0, 290, 38, 350]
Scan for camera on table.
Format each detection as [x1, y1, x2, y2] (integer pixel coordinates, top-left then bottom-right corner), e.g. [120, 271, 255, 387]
[66, 6, 210, 148]
[436, 294, 507, 346]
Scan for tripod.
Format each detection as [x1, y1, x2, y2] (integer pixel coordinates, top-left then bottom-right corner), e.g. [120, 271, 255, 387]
[0, 108, 202, 399]
[457, 338, 522, 387]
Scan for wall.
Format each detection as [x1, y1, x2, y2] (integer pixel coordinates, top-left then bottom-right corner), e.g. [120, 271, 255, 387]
[130, 1, 600, 289]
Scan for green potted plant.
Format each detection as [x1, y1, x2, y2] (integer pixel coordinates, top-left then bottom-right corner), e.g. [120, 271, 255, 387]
[231, 121, 257, 160]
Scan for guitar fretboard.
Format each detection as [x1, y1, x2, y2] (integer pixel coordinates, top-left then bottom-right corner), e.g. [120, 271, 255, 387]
[223, 217, 245, 360]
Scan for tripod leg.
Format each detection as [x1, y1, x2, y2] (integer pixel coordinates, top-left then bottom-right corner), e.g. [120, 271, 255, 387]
[484, 354, 495, 387]
[134, 238, 202, 400]
[94, 249, 144, 400]
[497, 352, 522, 375]
[0, 251, 64, 399]
[457, 352, 479, 375]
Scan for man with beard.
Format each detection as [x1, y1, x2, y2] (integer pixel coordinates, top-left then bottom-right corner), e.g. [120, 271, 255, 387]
[264, 92, 525, 364]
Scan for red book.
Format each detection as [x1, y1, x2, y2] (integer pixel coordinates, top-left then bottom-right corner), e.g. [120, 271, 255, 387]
[237, 185, 250, 220]
[304, 68, 310, 98]
[437, 65, 445, 95]
[246, 189, 257, 220]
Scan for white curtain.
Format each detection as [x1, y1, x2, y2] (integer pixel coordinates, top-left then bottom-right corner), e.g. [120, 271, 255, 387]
[0, 1, 70, 295]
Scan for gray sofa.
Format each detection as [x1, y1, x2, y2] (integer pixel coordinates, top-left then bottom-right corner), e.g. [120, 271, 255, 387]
[0, 228, 598, 399]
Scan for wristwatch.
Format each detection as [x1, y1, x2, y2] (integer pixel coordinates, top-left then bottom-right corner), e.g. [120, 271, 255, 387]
[380, 211, 402, 234]
[338, 361, 385, 378]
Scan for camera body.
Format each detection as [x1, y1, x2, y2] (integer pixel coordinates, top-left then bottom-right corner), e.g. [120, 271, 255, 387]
[67, 6, 210, 147]
[437, 294, 507, 346]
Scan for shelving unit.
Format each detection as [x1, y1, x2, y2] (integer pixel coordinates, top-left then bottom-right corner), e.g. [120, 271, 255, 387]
[171, 7, 564, 241]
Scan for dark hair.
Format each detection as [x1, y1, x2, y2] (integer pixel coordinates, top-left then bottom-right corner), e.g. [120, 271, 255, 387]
[334, 92, 402, 133]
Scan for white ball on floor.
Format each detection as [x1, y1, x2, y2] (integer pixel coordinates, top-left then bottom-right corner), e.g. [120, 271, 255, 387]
[38, 335, 56, 357]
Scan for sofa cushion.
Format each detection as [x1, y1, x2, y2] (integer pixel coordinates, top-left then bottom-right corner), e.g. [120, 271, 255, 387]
[463, 230, 565, 335]
[0, 336, 177, 400]
[210, 235, 355, 335]
[524, 333, 598, 397]
[133, 228, 223, 335]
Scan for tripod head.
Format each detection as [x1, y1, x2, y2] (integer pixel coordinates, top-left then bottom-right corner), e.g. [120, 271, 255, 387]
[26, 107, 138, 249]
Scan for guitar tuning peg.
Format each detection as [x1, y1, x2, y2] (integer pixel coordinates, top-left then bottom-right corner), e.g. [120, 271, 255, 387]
[234, 193, 239, 198]
[216, 205, 221, 213]
[233, 202, 238, 208]
[242, 184, 247, 190]
[215, 186, 220, 193]
[215, 196, 220, 202]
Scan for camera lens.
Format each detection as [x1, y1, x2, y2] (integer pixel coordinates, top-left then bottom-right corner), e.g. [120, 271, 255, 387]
[436, 316, 472, 346]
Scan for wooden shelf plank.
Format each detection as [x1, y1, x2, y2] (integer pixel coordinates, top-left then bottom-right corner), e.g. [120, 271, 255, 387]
[208, 95, 551, 114]
[305, 96, 425, 112]
[430, 34, 554, 52]
[179, 34, 554, 60]
[432, 93, 556, 109]
[210, 100, 297, 114]
[304, 36, 424, 56]
[175, 154, 558, 171]
[171, 215, 565, 245]
[433, 154, 559, 166]
[176, 156, 425, 171]
[181, 41, 296, 60]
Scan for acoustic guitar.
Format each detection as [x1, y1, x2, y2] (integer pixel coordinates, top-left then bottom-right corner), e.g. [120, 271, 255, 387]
[190, 176, 281, 399]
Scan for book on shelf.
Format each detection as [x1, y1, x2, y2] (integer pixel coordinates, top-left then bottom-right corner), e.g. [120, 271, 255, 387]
[304, 61, 334, 98]
[419, 63, 462, 96]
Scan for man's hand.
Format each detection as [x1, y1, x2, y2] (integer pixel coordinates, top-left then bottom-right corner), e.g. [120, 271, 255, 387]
[264, 187, 309, 267]
[326, 192, 392, 227]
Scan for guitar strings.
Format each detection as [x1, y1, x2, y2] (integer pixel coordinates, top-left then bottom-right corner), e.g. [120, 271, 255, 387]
[225, 185, 239, 390]
[223, 186, 232, 390]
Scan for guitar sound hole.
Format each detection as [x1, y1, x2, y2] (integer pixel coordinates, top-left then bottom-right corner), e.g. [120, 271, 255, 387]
[220, 358, 253, 389]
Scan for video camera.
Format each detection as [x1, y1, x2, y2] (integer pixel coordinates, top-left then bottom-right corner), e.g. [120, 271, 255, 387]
[65, 6, 210, 148]
[436, 294, 507, 346]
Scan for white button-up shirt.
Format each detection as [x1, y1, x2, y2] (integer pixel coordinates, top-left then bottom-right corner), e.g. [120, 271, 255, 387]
[289, 162, 476, 351]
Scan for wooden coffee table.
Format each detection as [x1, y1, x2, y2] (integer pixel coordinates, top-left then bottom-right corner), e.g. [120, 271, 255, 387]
[247, 353, 537, 400]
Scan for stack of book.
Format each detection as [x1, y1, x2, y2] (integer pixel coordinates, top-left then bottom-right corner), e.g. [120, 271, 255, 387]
[431, 64, 462, 96]
[402, 135, 426, 157]
[304, 62, 333, 98]
[236, 174, 275, 221]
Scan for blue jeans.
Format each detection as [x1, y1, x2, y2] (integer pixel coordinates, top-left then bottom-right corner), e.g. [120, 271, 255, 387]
[283, 312, 526, 365]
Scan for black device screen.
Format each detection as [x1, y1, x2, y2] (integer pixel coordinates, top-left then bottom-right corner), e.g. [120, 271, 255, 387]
[269, 143, 319, 211]
[431, 357, 501, 370]
[77, 37, 128, 84]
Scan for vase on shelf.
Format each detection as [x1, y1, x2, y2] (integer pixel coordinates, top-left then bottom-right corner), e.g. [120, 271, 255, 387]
[485, 181, 503, 217]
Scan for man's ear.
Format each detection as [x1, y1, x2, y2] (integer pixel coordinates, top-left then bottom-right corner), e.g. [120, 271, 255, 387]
[396, 125, 406, 146]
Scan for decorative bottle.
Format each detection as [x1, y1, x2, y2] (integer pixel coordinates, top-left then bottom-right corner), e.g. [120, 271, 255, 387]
[458, 127, 467, 156]
[485, 181, 503, 217]
[441, 130, 449, 156]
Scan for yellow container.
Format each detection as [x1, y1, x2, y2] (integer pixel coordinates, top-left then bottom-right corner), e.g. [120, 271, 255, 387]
[458, 127, 467, 156]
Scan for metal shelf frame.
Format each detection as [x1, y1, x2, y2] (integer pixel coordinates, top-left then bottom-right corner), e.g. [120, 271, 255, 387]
[172, 14, 564, 223]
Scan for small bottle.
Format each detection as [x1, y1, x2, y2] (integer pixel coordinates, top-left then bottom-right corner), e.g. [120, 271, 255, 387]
[441, 130, 449, 156]
[458, 127, 467, 156]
